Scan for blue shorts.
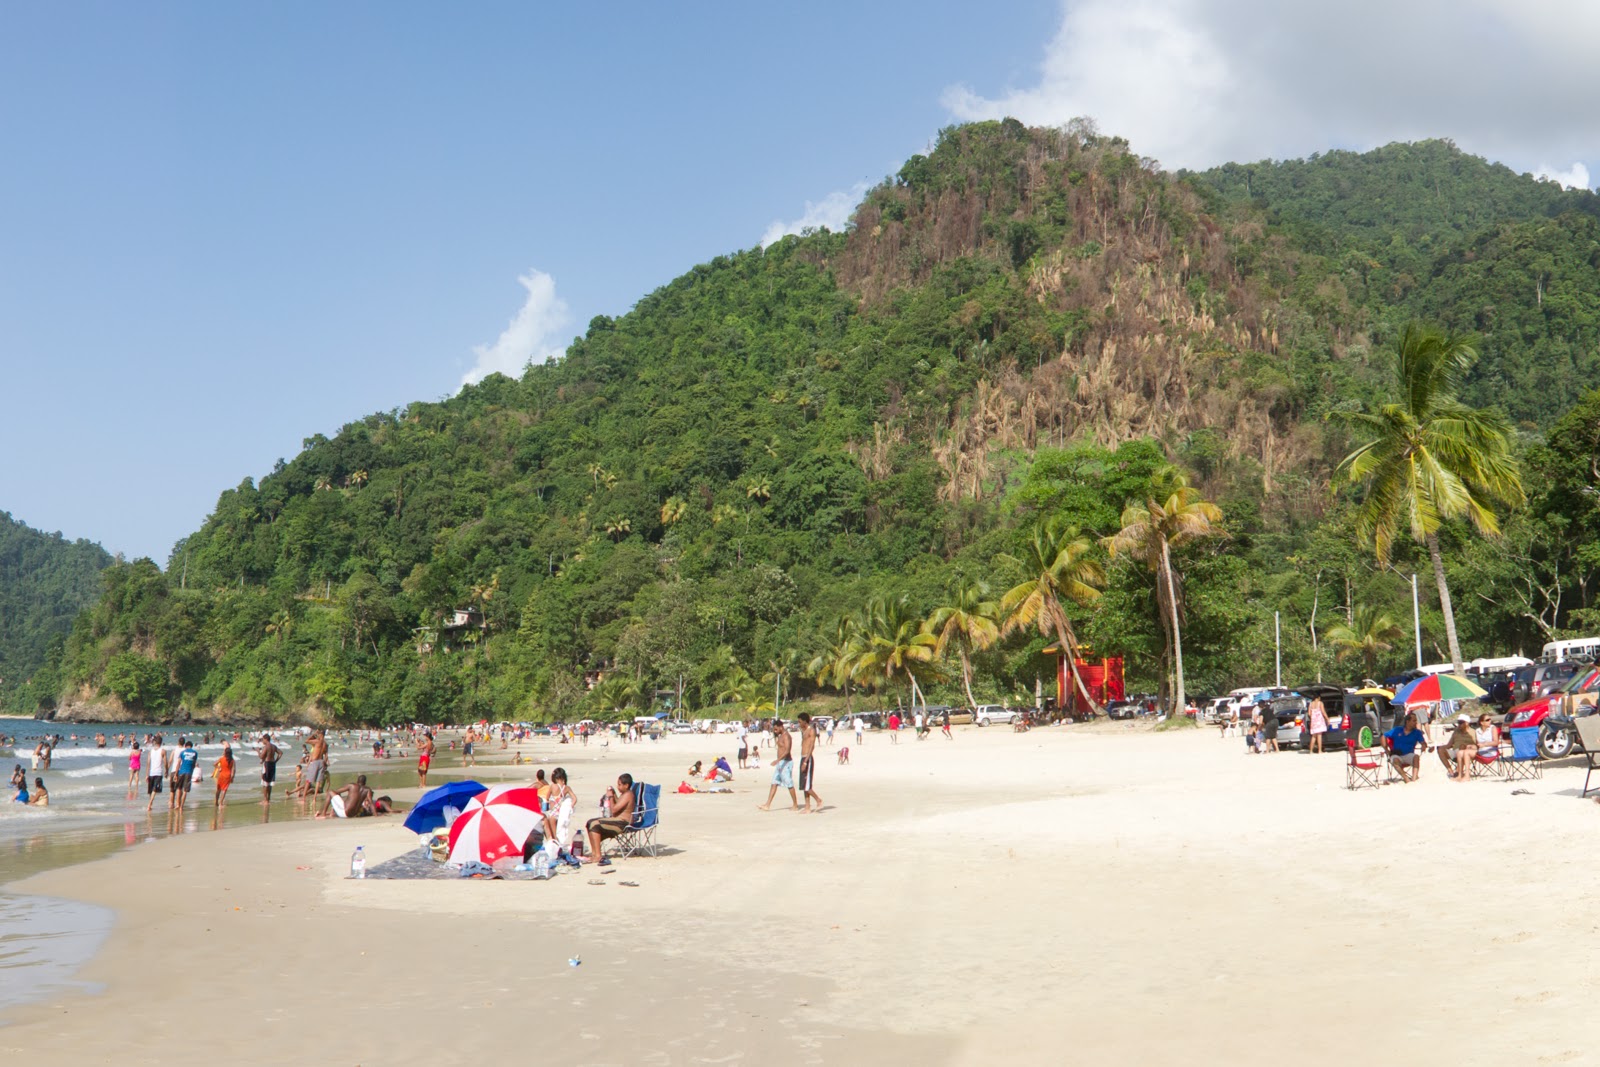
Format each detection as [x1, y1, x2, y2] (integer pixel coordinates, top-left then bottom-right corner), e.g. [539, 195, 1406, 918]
[772, 758, 794, 788]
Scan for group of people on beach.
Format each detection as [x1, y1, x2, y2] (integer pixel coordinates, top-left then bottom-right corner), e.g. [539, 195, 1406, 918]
[127, 735, 236, 810]
[10, 764, 47, 805]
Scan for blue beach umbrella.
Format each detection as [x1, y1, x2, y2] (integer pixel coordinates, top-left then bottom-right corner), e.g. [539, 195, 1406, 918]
[403, 779, 486, 834]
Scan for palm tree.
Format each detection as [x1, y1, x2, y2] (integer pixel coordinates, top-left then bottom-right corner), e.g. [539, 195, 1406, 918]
[807, 614, 866, 713]
[1334, 323, 1524, 674]
[660, 496, 688, 526]
[1000, 519, 1105, 714]
[586, 462, 607, 490]
[745, 478, 771, 502]
[1325, 605, 1405, 681]
[604, 516, 632, 541]
[854, 596, 940, 712]
[1105, 466, 1223, 716]
[926, 579, 1000, 709]
[711, 503, 739, 526]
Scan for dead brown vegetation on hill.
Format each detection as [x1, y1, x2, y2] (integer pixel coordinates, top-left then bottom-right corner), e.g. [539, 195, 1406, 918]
[830, 121, 1319, 505]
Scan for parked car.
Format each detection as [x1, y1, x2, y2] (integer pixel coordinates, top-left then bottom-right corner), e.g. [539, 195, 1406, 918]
[1510, 661, 1581, 706]
[1105, 700, 1139, 721]
[1503, 665, 1600, 758]
[973, 704, 1019, 727]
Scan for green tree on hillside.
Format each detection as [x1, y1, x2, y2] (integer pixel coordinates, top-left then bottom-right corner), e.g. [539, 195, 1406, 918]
[1334, 324, 1524, 674]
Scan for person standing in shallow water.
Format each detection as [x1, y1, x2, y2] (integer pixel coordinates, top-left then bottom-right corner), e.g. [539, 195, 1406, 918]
[214, 744, 236, 807]
[257, 732, 280, 803]
[417, 731, 435, 787]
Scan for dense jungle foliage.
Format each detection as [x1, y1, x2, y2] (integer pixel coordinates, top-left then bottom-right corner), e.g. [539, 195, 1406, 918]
[0, 513, 110, 710]
[35, 121, 1600, 724]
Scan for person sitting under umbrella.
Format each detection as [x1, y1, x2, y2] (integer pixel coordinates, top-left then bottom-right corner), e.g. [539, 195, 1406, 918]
[1438, 714, 1478, 781]
[1385, 713, 1430, 783]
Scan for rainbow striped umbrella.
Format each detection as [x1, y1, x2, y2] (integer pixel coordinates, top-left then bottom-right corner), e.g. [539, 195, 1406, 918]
[1393, 673, 1486, 707]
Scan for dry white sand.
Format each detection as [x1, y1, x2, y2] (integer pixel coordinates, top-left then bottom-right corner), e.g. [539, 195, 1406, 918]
[5, 721, 1599, 1065]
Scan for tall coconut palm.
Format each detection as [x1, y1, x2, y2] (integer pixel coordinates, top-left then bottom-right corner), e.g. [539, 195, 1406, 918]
[1105, 467, 1223, 716]
[1000, 520, 1105, 714]
[1325, 605, 1405, 681]
[660, 496, 688, 526]
[854, 596, 940, 711]
[926, 579, 1000, 709]
[1334, 323, 1524, 674]
[807, 614, 865, 713]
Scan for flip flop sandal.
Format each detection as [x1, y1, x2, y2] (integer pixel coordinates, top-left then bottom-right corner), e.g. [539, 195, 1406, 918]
[619, 881, 639, 887]
[587, 879, 606, 885]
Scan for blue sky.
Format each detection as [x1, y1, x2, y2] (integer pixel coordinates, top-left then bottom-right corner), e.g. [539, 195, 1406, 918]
[3, 1, 1596, 562]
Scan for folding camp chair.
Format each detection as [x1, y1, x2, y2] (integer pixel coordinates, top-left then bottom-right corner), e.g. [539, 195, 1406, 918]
[611, 782, 661, 859]
[1573, 715, 1600, 797]
[1501, 727, 1543, 781]
[1469, 741, 1503, 779]
[1345, 740, 1382, 790]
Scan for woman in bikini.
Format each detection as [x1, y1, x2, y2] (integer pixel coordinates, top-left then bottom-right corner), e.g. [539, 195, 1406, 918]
[213, 744, 236, 807]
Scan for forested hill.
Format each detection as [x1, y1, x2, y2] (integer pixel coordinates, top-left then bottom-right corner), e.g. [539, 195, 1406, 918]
[0, 513, 110, 711]
[1192, 140, 1600, 423]
[48, 121, 1600, 725]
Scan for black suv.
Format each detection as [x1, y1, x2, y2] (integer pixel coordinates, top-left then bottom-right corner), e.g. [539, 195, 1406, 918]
[1511, 662, 1581, 706]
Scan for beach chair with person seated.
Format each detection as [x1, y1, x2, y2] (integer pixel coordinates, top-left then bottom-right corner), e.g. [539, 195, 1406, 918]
[1345, 740, 1382, 790]
[1469, 740, 1503, 779]
[610, 782, 661, 859]
[1572, 714, 1600, 797]
[1501, 727, 1543, 782]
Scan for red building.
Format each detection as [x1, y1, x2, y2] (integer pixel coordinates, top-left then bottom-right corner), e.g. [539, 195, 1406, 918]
[1046, 647, 1124, 719]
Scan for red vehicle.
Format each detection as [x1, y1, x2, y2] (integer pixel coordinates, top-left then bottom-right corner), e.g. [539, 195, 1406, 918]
[1502, 665, 1600, 758]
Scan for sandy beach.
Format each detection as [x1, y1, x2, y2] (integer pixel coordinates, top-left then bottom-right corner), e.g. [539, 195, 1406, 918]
[5, 721, 1599, 1065]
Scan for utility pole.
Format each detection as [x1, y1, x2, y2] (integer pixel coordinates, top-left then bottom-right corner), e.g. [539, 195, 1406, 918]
[1275, 611, 1282, 687]
[1411, 573, 1423, 670]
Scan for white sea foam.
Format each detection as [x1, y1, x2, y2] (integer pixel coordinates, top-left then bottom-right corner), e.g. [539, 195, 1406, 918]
[61, 763, 115, 778]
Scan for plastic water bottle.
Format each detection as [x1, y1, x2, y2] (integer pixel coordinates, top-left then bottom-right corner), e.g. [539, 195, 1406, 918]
[533, 852, 551, 880]
[351, 846, 366, 879]
[418, 833, 432, 858]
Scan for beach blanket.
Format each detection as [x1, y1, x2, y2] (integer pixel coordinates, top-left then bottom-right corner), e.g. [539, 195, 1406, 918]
[362, 850, 559, 882]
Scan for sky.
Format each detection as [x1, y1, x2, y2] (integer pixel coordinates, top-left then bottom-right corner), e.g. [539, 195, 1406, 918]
[2, 1, 1597, 564]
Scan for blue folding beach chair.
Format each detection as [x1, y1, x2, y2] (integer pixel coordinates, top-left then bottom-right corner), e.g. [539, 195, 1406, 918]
[612, 782, 661, 859]
[1502, 727, 1543, 782]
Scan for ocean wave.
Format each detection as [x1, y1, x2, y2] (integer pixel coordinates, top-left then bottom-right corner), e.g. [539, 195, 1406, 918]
[61, 763, 115, 778]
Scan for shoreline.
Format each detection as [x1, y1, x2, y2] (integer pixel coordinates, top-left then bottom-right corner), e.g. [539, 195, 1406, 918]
[7, 726, 1600, 1064]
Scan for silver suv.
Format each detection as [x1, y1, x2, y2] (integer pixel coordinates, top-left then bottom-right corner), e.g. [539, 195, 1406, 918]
[973, 705, 1018, 727]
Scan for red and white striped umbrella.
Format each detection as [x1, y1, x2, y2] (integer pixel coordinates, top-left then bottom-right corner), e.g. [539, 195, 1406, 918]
[447, 785, 543, 865]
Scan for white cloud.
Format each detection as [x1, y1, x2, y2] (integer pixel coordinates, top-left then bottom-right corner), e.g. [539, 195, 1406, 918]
[462, 269, 570, 387]
[1534, 162, 1592, 191]
[943, 0, 1600, 176]
[760, 182, 871, 248]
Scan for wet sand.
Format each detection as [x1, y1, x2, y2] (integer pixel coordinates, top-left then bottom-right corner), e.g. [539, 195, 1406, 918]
[5, 724, 1599, 1065]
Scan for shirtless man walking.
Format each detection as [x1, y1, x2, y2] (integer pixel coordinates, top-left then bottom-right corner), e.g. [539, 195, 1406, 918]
[257, 732, 281, 803]
[757, 717, 798, 811]
[797, 712, 824, 813]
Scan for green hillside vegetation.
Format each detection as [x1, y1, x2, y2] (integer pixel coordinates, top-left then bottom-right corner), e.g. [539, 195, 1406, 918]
[0, 512, 111, 711]
[48, 121, 1600, 725]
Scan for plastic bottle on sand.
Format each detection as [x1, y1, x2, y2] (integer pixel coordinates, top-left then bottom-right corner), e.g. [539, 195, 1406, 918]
[351, 846, 366, 879]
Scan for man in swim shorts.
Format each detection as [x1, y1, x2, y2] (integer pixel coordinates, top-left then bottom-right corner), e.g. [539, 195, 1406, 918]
[758, 718, 798, 811]
[173, 737, 199, 807]
[146, 735, 168, 812]
[417, 731, 435, 787]
[797, 712, 824, 814]
[258, 733, 281, 802]
[586, 772, 635, 867]
[300, 729, 329, 798]
[316, 774, 374, 818]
